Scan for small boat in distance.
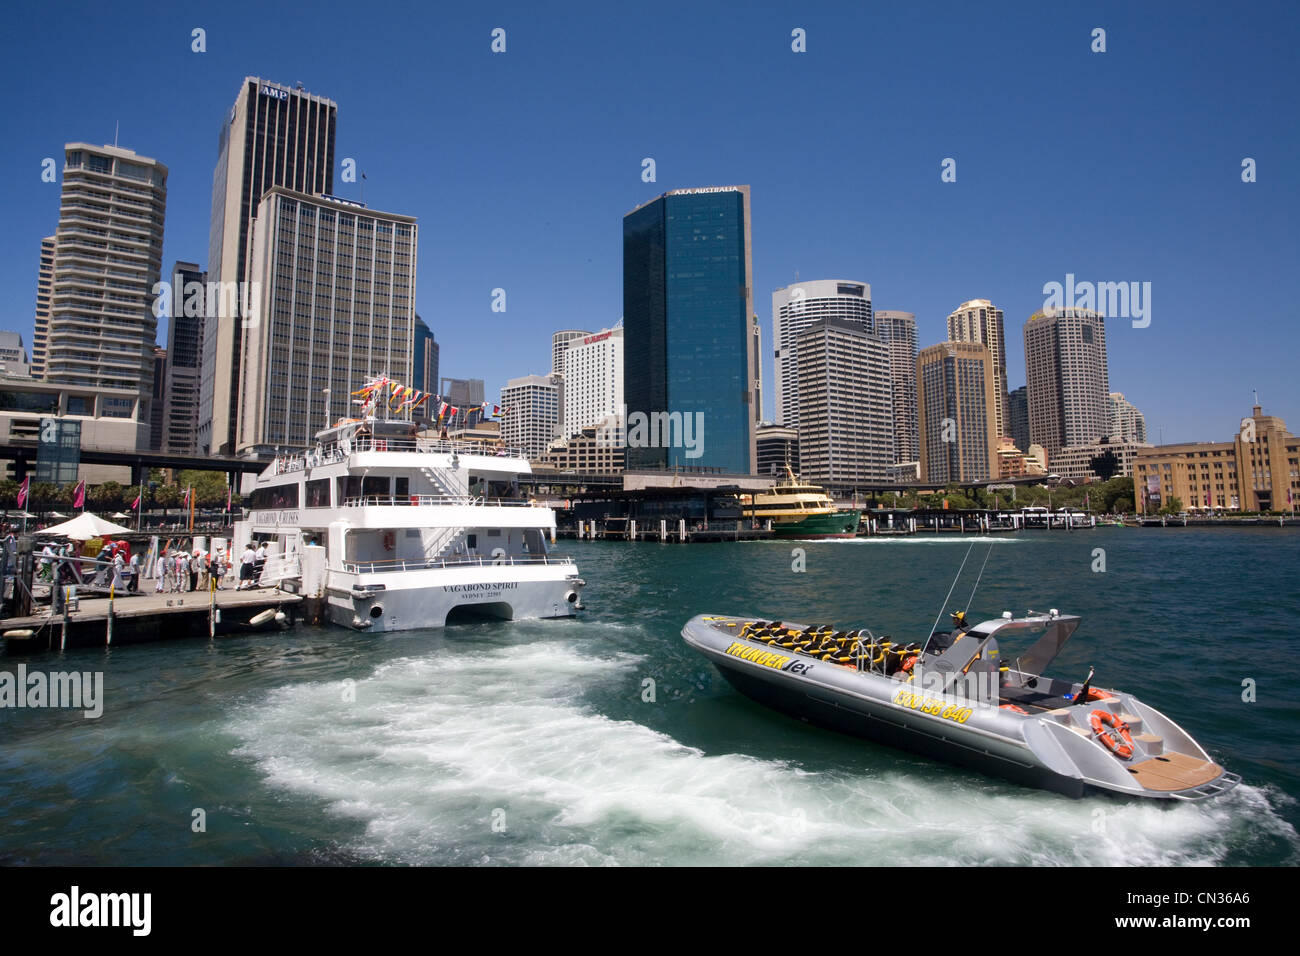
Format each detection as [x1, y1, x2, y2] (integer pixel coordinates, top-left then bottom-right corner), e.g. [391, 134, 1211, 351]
[741, 465, 861, 539]
[682, 609, 1238, 801]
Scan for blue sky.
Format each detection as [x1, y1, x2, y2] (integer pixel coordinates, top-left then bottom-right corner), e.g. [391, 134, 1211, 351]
[2, 1, 1296, 443]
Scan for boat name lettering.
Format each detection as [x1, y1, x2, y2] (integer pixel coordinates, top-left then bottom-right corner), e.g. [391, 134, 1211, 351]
[252, 510, 299, 526]
[724, 642, 815, 674]
[893, 690, 973, 724]
[443, 583, 519, 592]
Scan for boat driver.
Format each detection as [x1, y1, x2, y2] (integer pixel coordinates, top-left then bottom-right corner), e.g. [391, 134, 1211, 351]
[926, 610, 973, 655]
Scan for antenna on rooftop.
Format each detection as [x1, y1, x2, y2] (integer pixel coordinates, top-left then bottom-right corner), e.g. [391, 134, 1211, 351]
[114, 121, 119, 148]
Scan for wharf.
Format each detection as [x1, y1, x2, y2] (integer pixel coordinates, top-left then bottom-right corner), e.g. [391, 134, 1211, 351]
[1, 585, 303, 653]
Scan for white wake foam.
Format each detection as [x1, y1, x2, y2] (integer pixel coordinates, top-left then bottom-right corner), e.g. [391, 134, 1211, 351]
[227, 640, 1295, 866]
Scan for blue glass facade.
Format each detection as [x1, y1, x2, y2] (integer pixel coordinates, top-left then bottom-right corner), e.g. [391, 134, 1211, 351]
[623, 188, 755, 473]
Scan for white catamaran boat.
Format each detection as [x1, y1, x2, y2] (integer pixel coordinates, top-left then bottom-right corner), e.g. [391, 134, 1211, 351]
[232, 386, 585, 632]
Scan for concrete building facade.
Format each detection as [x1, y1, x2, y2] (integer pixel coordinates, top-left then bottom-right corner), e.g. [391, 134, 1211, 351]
[917, 341, 997, 483]
[794, 317, 892, 486]
[771, 279, 872, 430]
[44, 143, 167, 444]
[1024, 308, 1109, 464]
[237, 189, 417, 456]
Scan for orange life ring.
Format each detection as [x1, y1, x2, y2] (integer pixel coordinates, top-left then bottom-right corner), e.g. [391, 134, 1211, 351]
[899, 655, 919, 673]
[999, 703, 1029, 715]
[382, 531, 396, 551]
[1089, 709, 1135, 760]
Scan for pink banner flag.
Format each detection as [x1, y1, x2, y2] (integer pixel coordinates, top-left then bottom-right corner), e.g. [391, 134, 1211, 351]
[16, 477, 28, 509]
[132, 494, 141, 510]
[73, 480, 85, 510]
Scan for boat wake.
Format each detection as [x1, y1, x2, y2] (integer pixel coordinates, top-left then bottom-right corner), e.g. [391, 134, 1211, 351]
[227, 640, 1297, 866]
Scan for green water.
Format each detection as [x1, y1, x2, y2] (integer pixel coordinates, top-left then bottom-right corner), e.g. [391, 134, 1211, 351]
[1, 528, 1297, 865]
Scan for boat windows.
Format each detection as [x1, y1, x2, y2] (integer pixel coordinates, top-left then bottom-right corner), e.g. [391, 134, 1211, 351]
[337, 476, 362, 502]
[467, 534, 477, 549]
[250, 483, 300, 510]
[305, 478, 331, 508]
[395, 476, 409, 498]
[362, 476, 389, 498]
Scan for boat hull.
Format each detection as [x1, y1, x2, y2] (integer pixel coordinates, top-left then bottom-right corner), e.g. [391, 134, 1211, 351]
[765, 510, 862, 539]
[326, 563, 582, 632]
[683, 614, 1237, 801]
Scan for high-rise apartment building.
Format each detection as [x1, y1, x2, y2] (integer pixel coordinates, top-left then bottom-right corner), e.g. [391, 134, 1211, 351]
[917, 342, 997, 483]
[1108, 391, 1147, 444]
[624, 186, 757, 473]
[560, 326, 623, 439]
[771, 279, 872, 429]
[501, 374, 560, 459]
[795, 317, 892, 486]
[1024, 308, 1110, 463]
[947, 299, 1008, 440]
[875, 309, 918, 466]
[43, 144, 167, 440]
[31, 236, 55, 378]
[237, 188, 417, 456]
[201, 77, 338, 454]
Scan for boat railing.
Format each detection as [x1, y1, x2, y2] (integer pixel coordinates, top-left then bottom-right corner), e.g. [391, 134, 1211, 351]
[342, 494, 541, 509]
[340, 554, 576, 574]
[269, 436, 528, 475]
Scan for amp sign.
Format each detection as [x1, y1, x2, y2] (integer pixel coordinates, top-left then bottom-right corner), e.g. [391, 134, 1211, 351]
[260, 85, 288, 101]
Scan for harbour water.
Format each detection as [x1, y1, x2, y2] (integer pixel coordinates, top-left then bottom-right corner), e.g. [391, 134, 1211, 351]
[2, 527, 1297, 866]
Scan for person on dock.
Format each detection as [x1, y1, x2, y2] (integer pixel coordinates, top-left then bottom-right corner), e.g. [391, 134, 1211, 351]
[212, 551, 225, 590]
[111, 550, 126, 592]
[128, 552, 141, 593]
[254, 541, 267, 579]
[239, 543, 257, 590]
[189, 552, 201, 592]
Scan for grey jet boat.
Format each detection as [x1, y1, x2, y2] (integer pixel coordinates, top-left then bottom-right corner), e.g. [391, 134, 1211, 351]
[682, 609, 1239, 801]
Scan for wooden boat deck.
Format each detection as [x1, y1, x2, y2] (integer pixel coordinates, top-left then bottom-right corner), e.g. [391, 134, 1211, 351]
[1128, 751, 1223, 791]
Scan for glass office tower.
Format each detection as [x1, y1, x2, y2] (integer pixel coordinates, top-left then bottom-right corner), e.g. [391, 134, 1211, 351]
[622, 186, 756, 474]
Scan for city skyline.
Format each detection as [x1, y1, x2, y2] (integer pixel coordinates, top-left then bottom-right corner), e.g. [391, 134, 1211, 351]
[1, 2, 1296, 447]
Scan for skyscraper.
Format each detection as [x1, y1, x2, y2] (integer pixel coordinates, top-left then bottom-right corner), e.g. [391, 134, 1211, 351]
[1007, 385, 1030, 453]
[623, 186, 757, 473]
[875, 310, 918, 466]
[917, 342, 997, 483]
[162, 262, 206, 454]
[201, 77, 338, 455]
[413, 316, 438, 425]
[1024, 308, 1110, 462]
[552, 330, 590, 377]
[560, 326, 623, 439]
[1108, 392, 1147, 443]
[43, 144, 167, 440]
[947, 299, 1009, 441]
[795, 316, 892, 486]
[237, 189, 417, 455]
[501, 374, 560, 459]
[440, 377, 485, 427]
[31, 236, 54, 378]
[771, 279, 872, 429]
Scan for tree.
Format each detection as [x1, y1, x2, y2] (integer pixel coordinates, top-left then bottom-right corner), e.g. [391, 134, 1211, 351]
[0, 479, 17, 509]
[155, 484, 181, 518]
[1159, 495, 1184, 515]
[89, 481, 125, 512]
